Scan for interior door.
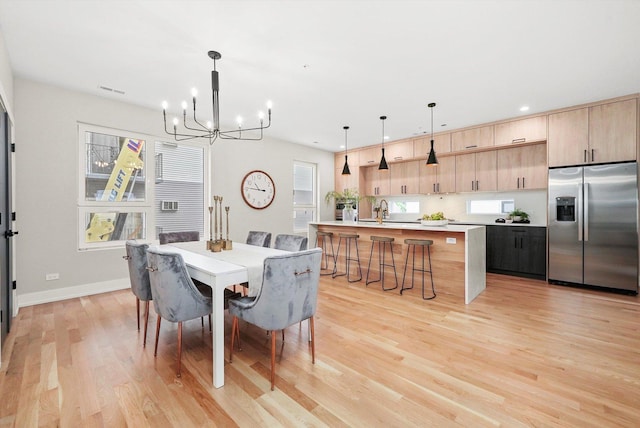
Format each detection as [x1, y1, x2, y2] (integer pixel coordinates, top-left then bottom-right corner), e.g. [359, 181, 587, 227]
[0, 109, 12, 345]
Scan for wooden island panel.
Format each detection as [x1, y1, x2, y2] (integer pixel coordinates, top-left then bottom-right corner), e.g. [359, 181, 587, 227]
[311, 222, 486, 304]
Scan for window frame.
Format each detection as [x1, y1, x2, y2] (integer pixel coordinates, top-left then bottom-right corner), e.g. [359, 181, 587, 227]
[292, 160, 317, 233]
[77, 123, 209, 250]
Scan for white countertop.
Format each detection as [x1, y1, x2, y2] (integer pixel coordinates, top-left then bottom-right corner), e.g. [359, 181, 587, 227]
[310, 220, 484, 233]
[357, 218, 546, 228]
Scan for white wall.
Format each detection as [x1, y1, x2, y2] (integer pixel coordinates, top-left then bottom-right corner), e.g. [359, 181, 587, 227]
[0, 29, 13, 115]
[13, 78, 334, 306]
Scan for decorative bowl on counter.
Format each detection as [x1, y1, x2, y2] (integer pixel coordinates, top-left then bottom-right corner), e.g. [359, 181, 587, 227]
[421, 219, 449, 226]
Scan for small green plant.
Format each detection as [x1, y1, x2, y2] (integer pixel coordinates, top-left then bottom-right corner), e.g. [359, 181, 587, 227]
[324, 188, 376, 206]
[509, 208, 529, 220]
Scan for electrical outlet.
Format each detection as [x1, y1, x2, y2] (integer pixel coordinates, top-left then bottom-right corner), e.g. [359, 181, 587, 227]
[45, 273, 60, 281]
[446, 237, 457, 244]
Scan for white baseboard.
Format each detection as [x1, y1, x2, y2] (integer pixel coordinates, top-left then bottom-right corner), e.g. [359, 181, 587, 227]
[16, 278, 130, 310]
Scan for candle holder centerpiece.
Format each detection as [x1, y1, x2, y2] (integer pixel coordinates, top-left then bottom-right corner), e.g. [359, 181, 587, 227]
[208, 195, 232, 252]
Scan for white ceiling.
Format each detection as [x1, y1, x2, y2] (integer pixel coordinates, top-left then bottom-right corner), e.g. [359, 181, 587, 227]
[1, 0, 639, 152]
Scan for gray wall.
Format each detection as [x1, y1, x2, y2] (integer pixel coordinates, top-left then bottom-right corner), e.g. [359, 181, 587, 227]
[13, 78, 334, 305]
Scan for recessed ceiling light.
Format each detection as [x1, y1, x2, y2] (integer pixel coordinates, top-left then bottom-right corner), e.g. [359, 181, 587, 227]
[520, 105, 530, 112]
[384, 136, 389, 140]
[339, 145, 345, 149]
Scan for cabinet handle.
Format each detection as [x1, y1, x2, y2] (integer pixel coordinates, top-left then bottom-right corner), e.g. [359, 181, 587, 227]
[476, 180, 479, 191]
[512, 138, 526, 143]
[520, 237, 523, 249]
[437, 183, 440, 193]
[368, 160, 375, 164]
[517, 177, 520, 189]
[522, 177, 525, 188]
[465, 145, 478, 149]
[433, 183, 436, 193]
[394, 156, 403, 160]
[591, 149, 595, 162]
[471, 180, 475, 191]
[514, 237, 518, 248]
[584, 149, 587, 163]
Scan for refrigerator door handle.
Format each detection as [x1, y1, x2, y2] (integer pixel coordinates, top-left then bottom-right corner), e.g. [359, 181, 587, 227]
[584, 183, 589, 242]
[578, 183, 583, 242]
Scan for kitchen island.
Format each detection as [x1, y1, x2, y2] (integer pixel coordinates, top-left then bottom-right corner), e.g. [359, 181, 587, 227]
[309, 221, 486, 304]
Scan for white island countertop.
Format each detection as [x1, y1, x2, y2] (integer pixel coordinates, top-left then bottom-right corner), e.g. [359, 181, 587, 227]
[312, 220, 484, 233]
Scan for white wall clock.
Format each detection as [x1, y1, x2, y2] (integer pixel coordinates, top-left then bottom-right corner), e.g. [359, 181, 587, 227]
[241, 170, 276, 209]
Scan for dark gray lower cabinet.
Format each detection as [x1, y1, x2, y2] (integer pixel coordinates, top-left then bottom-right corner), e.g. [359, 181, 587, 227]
[486, 225, 546, 280]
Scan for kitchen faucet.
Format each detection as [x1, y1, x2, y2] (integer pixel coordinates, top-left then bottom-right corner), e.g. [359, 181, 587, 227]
[380, 199, 389, 220]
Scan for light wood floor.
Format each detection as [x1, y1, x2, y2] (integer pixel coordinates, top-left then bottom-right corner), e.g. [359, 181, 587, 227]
[1, 273, 639, 427]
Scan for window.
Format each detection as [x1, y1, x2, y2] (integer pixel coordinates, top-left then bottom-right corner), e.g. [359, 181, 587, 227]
[467, 199, 515, 215]
[293, 161, 316, 232]
[78, 124, 206, 250]
[154, 141, 204, 238]
[389, 200, 420, 214]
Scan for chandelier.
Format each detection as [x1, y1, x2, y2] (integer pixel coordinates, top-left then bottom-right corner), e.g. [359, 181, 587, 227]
[162, 50, 272, 145]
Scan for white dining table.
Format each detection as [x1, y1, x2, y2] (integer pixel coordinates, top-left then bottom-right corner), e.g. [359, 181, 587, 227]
[155, 241, 287, 388]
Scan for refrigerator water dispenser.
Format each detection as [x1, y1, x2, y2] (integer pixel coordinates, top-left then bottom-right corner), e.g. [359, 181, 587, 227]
[556, 197, 575, 222]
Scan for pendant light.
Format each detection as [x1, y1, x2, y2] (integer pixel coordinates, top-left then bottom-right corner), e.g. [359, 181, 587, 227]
[341, 126, 351, 175]
[426, 102, 438, 166]
[378, 115, 389, 170]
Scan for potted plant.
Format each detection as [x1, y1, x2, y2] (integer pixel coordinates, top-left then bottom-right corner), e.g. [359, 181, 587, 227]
[324, 188, 375, 222]
[509, 208, 529, 222]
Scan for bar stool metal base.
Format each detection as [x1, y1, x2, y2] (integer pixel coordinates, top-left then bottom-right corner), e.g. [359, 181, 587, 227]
[333, 233, 362, 282]
[366, 236, 398, 291]
[401, 238, 436, 300]
[315, 231, 337, 276]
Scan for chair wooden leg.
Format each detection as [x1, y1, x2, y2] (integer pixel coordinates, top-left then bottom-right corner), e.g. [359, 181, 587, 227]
[136, 298, 140, 331]
[270, 330, 276, 391]
[310, 316, 315, 364]
[208, 314, 212, 332]
[177, 321, 183, 378]
[143, 301, 150, 347]
[230, 316, 237, 363]
[154, 315, 162, 356]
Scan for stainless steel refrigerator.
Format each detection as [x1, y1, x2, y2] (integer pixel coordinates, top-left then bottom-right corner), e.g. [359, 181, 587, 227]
[548, 162, 638, 294]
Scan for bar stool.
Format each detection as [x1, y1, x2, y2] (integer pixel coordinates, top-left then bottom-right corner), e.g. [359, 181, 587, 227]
[333, 233, 362, 282]
[401, 238, 436, 300]
[366, 236, 398, 291]
[315, 231, 336, 276]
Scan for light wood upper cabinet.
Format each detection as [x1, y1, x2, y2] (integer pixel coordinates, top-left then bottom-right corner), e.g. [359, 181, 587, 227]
[363, 165, 390, 196]
[389, 160, 420, 194]
[385, 139, 414, 163]
[494, 116, 547, 146]
[358, 146, 381, 167]
[414, 133, 452, 157]
[589, 99, 637, 164]
[455, 151, 497, 192]
[334, 151, 359, 193]
[548, 108, 589, 167]
[419, 156, 456, 194]
[549, 99, 637, 167]
[451, 125, 494, 152]
[497, 144, 547, 191]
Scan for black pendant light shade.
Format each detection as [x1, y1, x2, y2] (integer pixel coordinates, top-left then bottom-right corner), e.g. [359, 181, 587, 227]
[378, 115, 389, 170]
[342, 126, 351, 175]
[426, 102, 438, 166]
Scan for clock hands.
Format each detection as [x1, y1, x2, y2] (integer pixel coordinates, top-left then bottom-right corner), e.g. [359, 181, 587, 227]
[249, 185, 266, 192]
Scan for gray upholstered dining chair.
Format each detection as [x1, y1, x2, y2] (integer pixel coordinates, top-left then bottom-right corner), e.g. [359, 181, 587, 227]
[146, 247, 213, 378]
[246, 231, 272, 248]
[158, 231, 200, 245]
[123, 240, 152, 347]
[274, 234, 308, 252]
[229, 248, 322, 390]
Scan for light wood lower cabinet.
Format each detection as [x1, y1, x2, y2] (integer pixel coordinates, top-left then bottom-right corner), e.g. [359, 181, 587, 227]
[419, 156, 456, 193]
[456, 151, 497, 192]
[496, 144, 547, 191]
